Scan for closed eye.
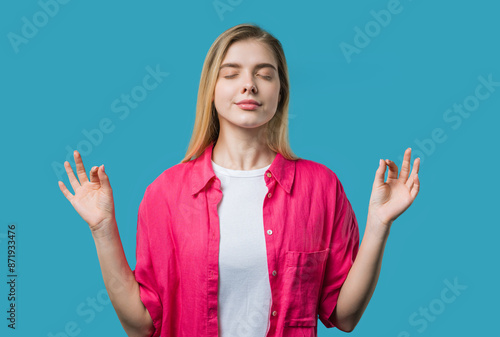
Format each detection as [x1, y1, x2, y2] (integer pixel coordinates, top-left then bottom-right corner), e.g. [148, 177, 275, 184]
[224, 74, 272, 80]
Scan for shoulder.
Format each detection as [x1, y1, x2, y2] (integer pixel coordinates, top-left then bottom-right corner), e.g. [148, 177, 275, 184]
[295, 158, 340, 185]
[143, 160, 194, 200]
[293, 158, 349, 202]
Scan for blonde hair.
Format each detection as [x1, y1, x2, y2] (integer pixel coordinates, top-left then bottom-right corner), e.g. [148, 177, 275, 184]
[179, 22, 301, 163]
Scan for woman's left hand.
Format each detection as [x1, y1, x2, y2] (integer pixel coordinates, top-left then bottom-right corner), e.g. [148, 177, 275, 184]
[368, 148, 421, 227]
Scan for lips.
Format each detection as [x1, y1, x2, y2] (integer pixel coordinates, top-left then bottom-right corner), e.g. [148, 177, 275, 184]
[236, 100, 261, 111]
[236, 99, 261, 105]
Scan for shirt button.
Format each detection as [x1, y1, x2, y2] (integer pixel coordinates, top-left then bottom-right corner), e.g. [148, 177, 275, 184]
[266, 172, 272, 177]
[267, 229, 273, 235]
[267, 192, 272, 198]
[272, 311, 277, 316]
[272, 270, 277, 276]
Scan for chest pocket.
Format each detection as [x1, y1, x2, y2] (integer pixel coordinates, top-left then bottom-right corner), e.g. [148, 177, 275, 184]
[282, 249, 329, 327]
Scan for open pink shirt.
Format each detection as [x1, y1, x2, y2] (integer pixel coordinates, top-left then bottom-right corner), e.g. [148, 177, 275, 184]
[132, 141, 360, 337]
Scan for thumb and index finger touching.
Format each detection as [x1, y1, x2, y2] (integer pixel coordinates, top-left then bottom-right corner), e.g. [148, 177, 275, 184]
[373, 148, 421, 195]
[373, 155, 404, 189]
[373, 158, 388, 189]
[58, 151, 111, 201]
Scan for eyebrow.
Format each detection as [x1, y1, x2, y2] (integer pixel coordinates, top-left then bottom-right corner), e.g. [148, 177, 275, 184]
[219, 62, 277, 72]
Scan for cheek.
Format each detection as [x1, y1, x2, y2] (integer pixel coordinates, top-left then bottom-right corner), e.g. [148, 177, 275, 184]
[267, 81, 280, 96]
[268, 84, 281, 104]
[213, 89, 235, 113]
[214, 84, 232, 103]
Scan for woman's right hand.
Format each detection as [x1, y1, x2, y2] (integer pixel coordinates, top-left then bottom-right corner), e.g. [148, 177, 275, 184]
[58, 150, 116, 234]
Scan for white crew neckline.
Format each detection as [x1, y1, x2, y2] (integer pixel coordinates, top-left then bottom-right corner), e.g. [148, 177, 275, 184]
[211, 160, 271, 177]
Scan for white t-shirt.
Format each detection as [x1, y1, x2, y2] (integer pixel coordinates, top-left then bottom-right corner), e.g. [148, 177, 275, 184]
[211, 159, 272, 337]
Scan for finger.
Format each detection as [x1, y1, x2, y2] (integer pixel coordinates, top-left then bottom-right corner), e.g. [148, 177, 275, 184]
[64, 160, 81, 193]
[410, 174, 420, 199]
[97, 165, 111, 191]
[407, 172, 415, 191]
[406, 157, 420, 189]
[58, 180, 74, 202]
[74, 150, 89, 185]
[373, 159, 387, 188]
[399, 148, 412, 184]
[414, 156, 420, 175]
[89, 166, 100, 184]
[385, 159, 398, 181]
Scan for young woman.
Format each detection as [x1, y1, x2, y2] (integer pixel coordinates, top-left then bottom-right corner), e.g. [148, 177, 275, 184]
[58, 23, 420, 337]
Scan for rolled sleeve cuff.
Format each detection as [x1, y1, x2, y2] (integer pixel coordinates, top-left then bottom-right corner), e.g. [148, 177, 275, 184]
[318, 290, 340, 328]
[132, 269, 163, 337]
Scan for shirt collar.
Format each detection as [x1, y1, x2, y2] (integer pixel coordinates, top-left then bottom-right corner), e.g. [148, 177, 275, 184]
[190, 141, 296, 196]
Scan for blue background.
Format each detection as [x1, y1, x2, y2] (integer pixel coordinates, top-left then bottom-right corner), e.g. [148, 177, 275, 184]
[1, 0, 499, 336]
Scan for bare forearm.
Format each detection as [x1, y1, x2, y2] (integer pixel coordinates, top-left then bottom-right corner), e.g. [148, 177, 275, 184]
[330, 214, 392, 332]
[92, 220, 154, 337]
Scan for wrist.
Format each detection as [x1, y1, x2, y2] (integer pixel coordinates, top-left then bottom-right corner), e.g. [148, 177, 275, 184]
[91, 218, 118, 241]
[366, 212, 392, 240]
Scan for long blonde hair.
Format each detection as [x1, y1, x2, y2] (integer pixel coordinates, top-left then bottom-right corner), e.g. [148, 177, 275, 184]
[180, 23, 301, 163]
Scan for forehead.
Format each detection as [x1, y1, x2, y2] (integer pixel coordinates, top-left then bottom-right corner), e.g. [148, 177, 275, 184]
[220, 39, 277, 68]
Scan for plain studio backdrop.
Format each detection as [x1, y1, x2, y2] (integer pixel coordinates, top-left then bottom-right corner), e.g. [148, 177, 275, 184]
[1, 1, 499, 336]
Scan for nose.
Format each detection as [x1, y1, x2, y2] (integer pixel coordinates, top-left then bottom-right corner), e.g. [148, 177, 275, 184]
[241, 73, 257, 94]
[242, 82, 257, 94]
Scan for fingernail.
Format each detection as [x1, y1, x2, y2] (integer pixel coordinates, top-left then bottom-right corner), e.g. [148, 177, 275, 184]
[102, 164, 105, 172]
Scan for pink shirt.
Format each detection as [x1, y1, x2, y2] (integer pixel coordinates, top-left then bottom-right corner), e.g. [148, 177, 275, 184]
[132, 141, 360, 337]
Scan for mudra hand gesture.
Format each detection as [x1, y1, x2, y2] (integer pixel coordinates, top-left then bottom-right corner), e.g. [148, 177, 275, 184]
[58, 150, 116, 234]
[368, 148, 421, 227]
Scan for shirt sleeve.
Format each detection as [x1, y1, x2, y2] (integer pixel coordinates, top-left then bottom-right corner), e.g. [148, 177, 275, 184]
[318, 175, 360, 329]
[131, 189, 163, 337]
